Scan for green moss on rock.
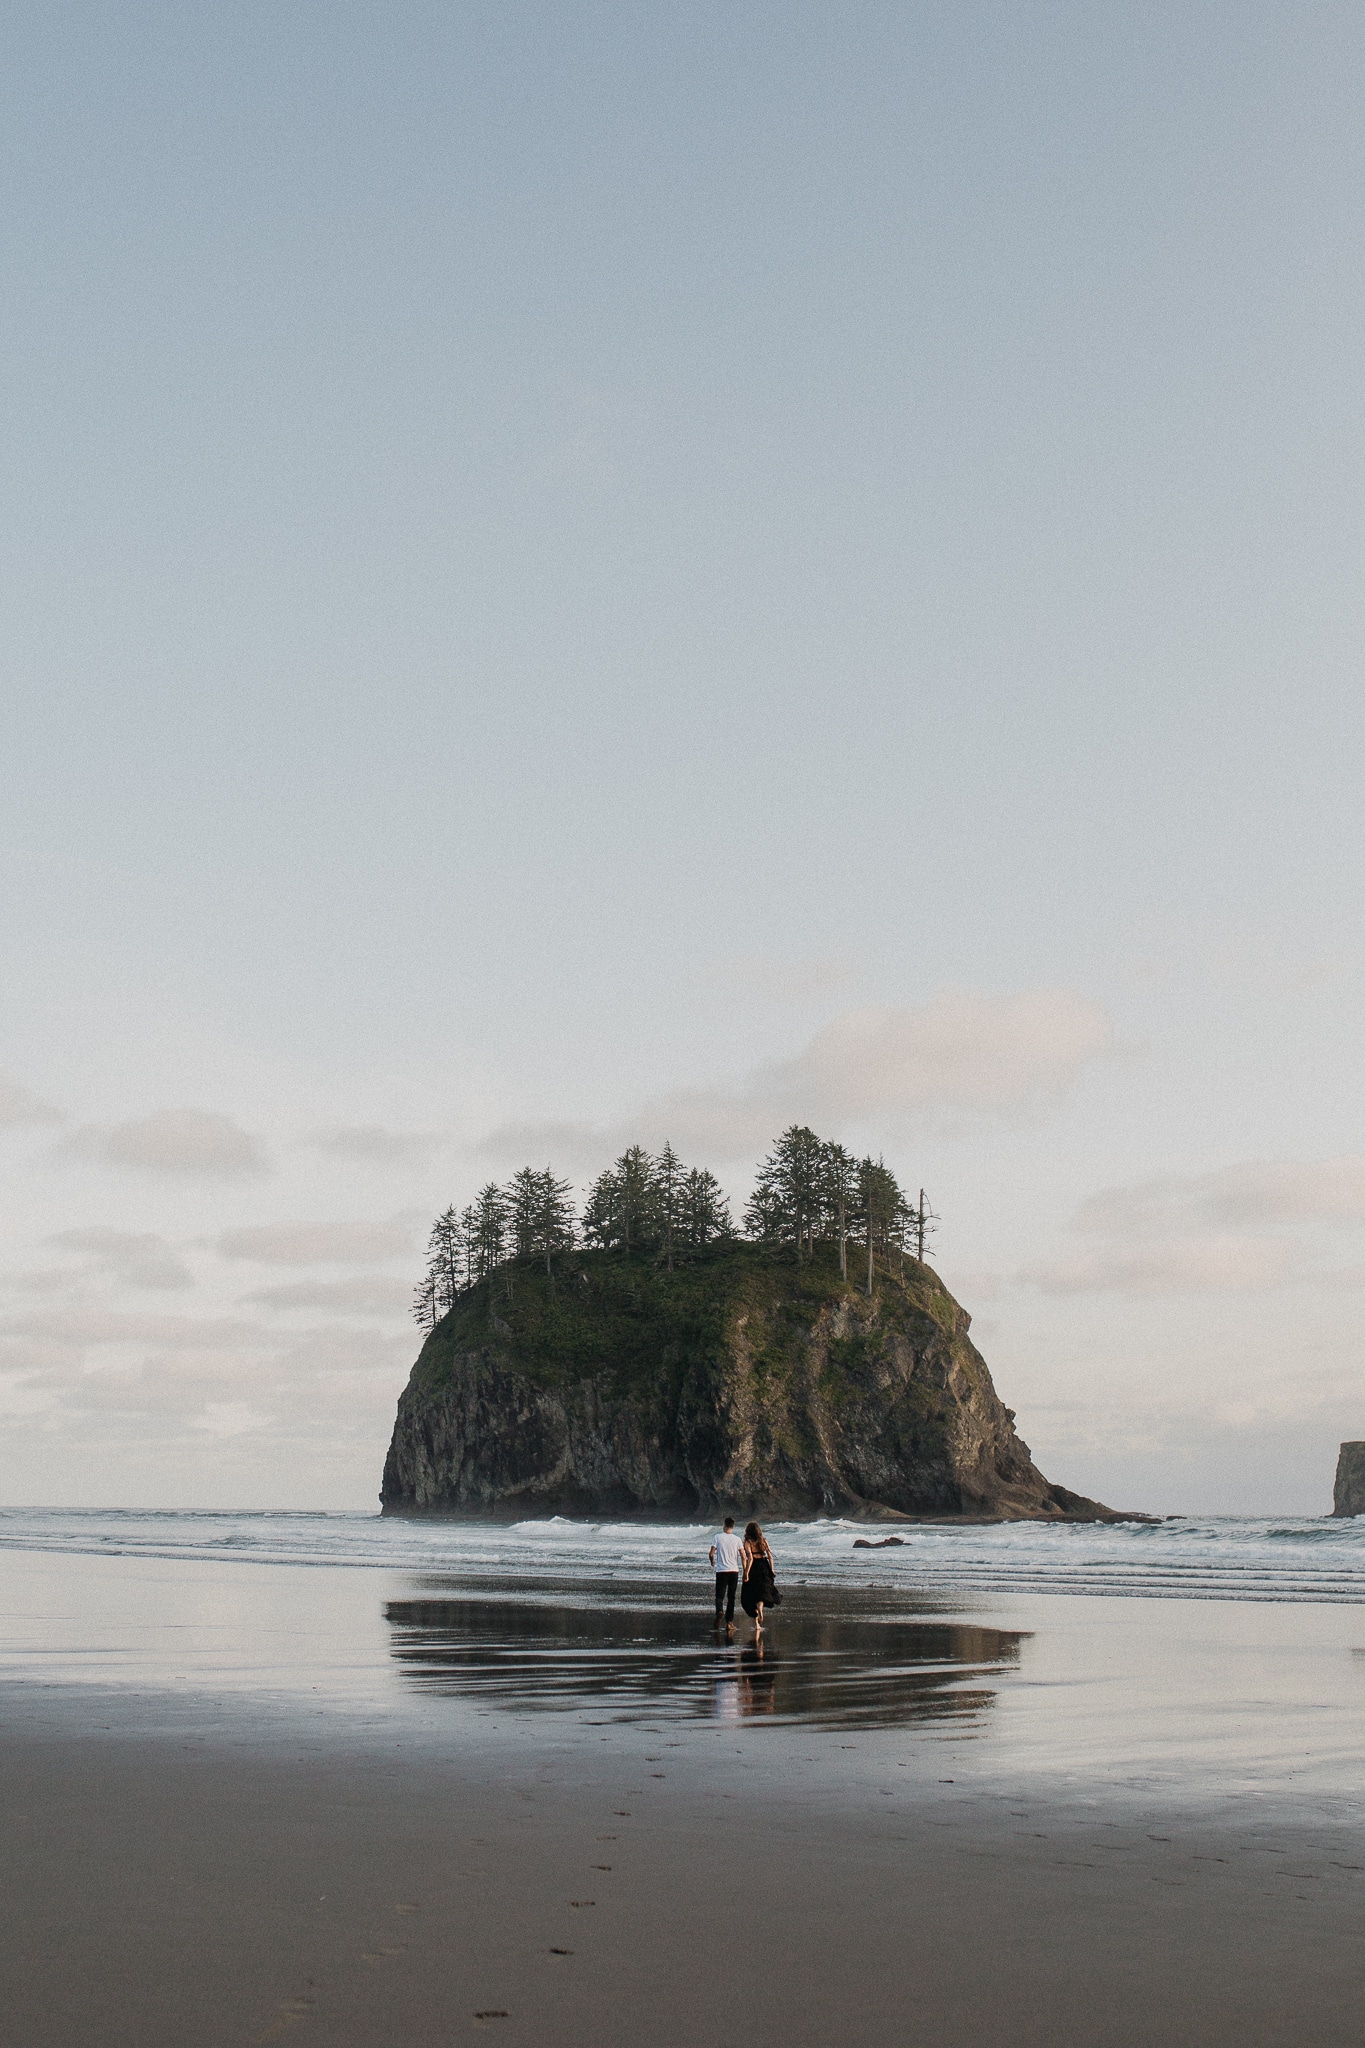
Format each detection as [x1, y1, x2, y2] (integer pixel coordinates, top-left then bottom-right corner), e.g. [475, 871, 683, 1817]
[381, 1242, 1116, 1522]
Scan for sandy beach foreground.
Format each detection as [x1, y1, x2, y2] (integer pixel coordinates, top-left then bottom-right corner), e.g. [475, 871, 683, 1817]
[4, 1690, 1363, 2048]
[5, 1520, 1365, 2045]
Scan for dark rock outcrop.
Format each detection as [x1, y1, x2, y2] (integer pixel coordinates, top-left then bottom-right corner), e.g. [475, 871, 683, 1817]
[1332, 1441, 1365, 1517]
[381, 1243, 1123, 1523]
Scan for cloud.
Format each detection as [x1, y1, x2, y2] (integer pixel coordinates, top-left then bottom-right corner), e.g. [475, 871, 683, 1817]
[216, 1217, 417, 1266]
[0, 1286, 415, 1440]
[69, 1109, 268, 1176]
[8, 1267, 85, 1296]
[47, 1228, 192, 1290]
[0, 1074, 62, 1128]
[757, 989, 1114, 1121]
[268, 1323, 416, 1386]
[1074, 1156, 1365, 1236]
[246, 1275, 414, 1315]
[303, 1125, 443, 1166]
[480, 987, 1115, 1166]
[1038, 1235, 1298, 1296]
[0, 1371, 58, 1416]
[192, 1401, 272, 1437]
[1031, 1154, 1365, 1299]
[0, 1306, 267, 1349]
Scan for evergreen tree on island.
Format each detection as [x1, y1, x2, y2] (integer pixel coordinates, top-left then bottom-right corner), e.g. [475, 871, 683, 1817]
[582, 1142, 732, 1259]
[507, 1165, 576, 1275]
[411, 1129, 929, 1327]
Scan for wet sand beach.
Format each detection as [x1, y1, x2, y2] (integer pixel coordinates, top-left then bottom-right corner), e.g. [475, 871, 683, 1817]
[5, 1696, 1364, 2048]
[4, 1514, 1365, 2045]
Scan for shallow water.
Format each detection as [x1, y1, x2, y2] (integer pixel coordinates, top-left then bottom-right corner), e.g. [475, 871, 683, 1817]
[5, 1507, 1365, 1810]
[385, 1584, 1027, 1729]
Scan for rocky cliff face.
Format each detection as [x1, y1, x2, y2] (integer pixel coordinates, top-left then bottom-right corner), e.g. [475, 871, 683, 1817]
[1332, 1441, 1365, 1516]
[381, 1244, 1118, 1522]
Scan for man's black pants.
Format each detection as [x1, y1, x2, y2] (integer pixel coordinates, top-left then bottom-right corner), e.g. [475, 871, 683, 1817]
[715, 1571, 738, 1623]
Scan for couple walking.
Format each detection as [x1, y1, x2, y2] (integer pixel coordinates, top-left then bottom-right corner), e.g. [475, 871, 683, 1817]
[709, 1516, 780, 1635]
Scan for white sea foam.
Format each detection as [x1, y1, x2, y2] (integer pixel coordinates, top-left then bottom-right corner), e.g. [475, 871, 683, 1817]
[3, 1506, 1365, 1603]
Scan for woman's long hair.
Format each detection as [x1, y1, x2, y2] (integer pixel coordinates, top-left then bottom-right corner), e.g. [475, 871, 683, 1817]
[744, 1521, 763, 1546]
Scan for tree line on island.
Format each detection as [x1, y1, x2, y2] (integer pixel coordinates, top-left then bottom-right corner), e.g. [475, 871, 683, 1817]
[412, 1126, 938, 1329]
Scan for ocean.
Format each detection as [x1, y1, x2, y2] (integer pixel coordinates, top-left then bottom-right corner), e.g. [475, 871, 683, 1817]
[5, 1503, 1365, 1602]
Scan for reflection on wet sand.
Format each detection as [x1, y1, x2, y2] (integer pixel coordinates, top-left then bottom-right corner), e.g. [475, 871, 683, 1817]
[383, 1582, 1029, 1730]
[724, 1642, 778, 1718]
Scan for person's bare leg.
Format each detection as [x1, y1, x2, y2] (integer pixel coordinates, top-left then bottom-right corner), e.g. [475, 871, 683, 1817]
[755, 1605, 764, 1635]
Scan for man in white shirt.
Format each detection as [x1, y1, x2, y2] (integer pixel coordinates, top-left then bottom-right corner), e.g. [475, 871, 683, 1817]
[709, 1516, 744, 1630]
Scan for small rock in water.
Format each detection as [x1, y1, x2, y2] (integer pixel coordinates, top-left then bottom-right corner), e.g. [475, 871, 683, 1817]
[852, 1536, 906, 1549]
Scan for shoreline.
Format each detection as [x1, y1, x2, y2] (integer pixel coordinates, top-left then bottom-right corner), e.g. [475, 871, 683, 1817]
[375, 1504, 1160, 1525]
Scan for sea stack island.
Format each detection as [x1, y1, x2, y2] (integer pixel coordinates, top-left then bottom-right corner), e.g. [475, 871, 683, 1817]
[1331, 1441, 1365, 1517]
[382, 1227, 1124, 1524]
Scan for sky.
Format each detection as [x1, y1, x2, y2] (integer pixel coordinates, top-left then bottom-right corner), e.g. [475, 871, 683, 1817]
[4, 2, 1365, 1515]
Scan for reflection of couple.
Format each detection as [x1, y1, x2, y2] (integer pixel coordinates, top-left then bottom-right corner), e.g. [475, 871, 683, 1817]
[714, 1640, 778, 1720]
[708, 1517, 778, 1636]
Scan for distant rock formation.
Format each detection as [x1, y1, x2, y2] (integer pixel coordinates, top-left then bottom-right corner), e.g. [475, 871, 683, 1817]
[1332, 1441, 1365, 1517]
[381, 1242, 1130, 1523]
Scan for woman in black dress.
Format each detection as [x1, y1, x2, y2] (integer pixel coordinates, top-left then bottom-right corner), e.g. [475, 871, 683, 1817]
[739, 1521, 777, 1633]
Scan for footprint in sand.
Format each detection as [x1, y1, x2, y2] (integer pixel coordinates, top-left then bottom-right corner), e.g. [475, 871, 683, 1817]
[251, 1997, 314, 2043]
